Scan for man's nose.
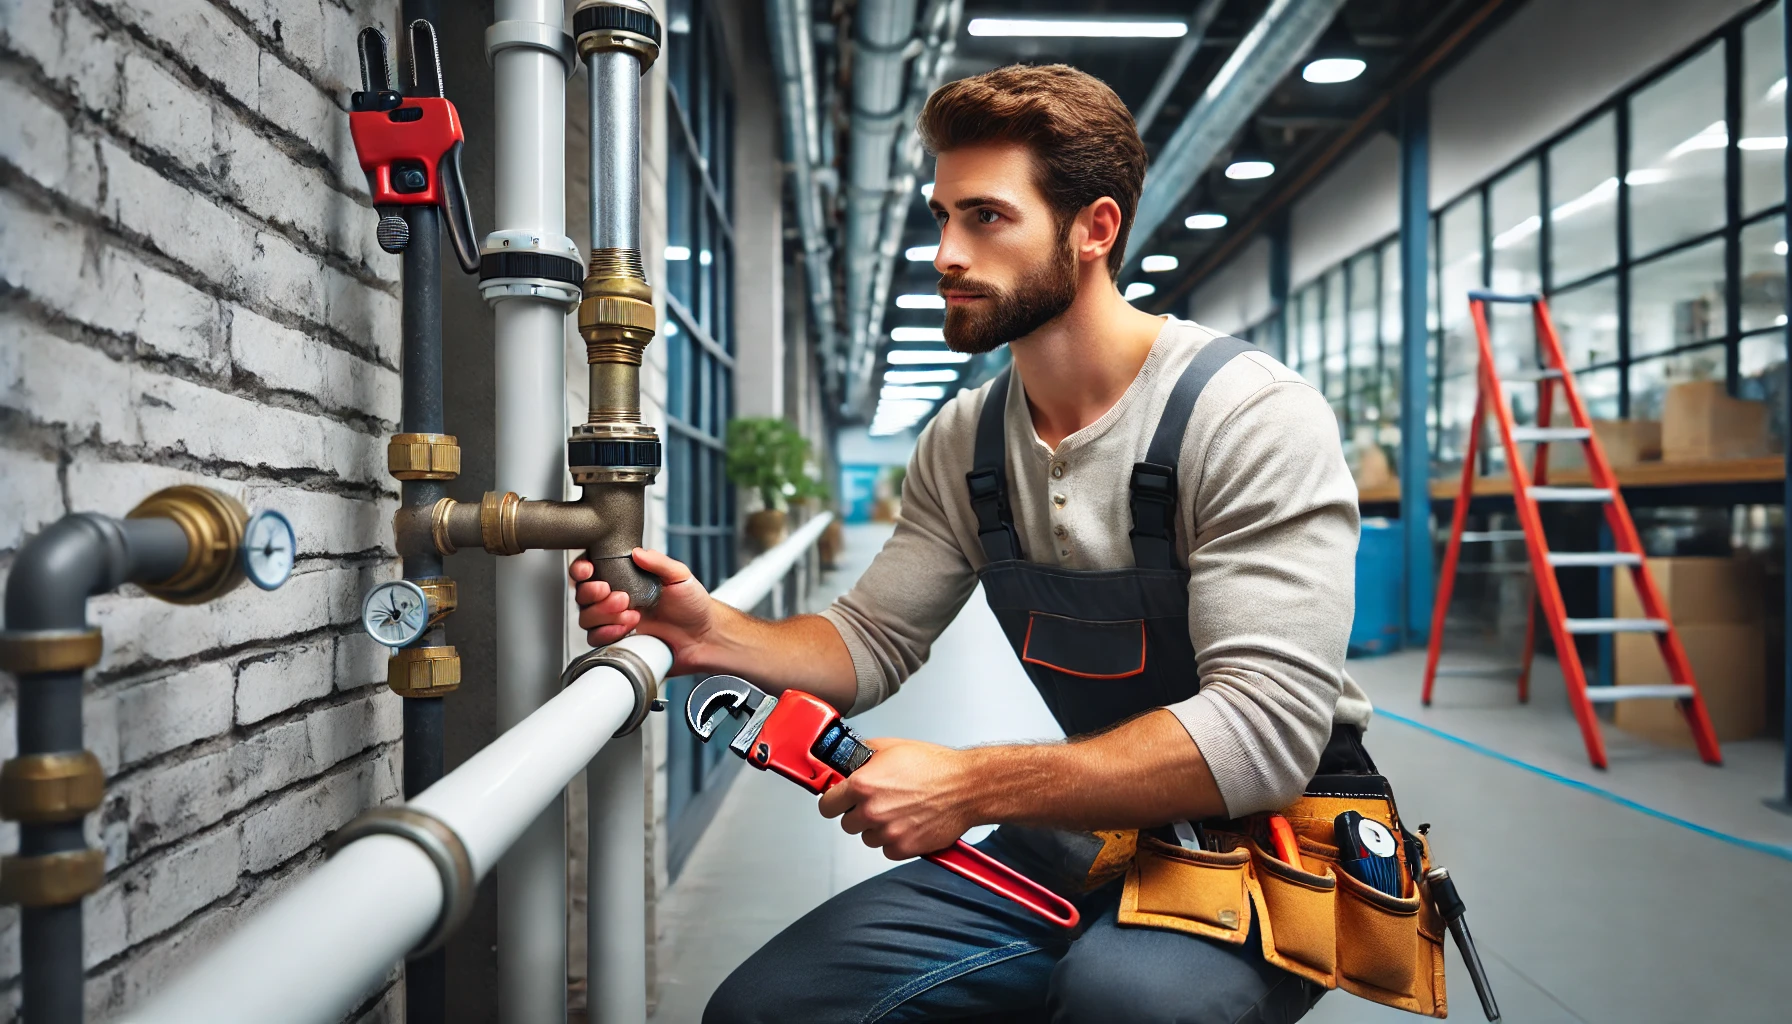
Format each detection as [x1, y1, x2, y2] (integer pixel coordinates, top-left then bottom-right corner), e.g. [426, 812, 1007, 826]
[934, 226, 969, 276]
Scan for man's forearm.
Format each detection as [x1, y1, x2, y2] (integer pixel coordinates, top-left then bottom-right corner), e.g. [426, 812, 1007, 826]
[961, 709, 1227, 829]
[690, 602, 861, 712]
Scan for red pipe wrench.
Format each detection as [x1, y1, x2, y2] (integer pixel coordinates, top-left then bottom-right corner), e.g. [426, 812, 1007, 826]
[686, 674, 1080, 929]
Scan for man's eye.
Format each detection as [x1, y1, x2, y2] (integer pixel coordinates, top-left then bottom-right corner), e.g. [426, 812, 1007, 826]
[934, 210, 948, 225]
[977, 209, 1000, 225]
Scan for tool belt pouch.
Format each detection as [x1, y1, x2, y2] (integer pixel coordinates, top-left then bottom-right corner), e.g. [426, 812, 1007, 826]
[1117, 774, 1448, 1018]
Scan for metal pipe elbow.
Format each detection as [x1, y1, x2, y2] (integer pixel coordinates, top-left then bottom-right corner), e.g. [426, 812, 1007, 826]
[578, 483, 660, 611]
[4, 514, 188, 632]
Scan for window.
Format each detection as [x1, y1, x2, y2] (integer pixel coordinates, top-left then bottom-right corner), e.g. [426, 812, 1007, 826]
[662, 0, 739, 867]
[1743, 7, 1787, 215]
[1627, 42, 1726, 258]
[1549, 112, 1620, 286]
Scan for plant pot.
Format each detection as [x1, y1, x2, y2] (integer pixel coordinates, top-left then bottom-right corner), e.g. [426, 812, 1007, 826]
[871, 497, 898, 522]
[745, 508, 788, 552]
[818, 519, 845, 569]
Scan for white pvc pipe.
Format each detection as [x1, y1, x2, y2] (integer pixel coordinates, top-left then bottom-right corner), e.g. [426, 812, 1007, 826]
[586, 729, 646, 1023]
[490, 2, 573, 1021]
[711, 511, 834, 610]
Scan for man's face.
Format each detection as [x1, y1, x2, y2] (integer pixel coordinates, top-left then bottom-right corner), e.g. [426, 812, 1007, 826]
[928, 143, 1080, 353]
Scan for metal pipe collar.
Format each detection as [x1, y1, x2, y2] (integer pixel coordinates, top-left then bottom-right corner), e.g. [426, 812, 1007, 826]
[560, 644, 659, 737]
[126, 486, 247, 604]
[0, 629, 102, 674]
[388, 646, 462, 699]
[328, 807, 474, 957]
[486, 19, 579, 76]
[388, 433, 462, 481]
[0, 848, 105, 907]
[0, 751, 104, 824]
[573, 0, 662, 70]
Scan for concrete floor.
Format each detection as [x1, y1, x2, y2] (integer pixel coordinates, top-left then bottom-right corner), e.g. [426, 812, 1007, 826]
[650, 524, 1792, 1023]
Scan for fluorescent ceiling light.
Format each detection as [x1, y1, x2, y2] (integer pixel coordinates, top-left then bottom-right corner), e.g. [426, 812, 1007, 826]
[886, 348, 970, 364]
[891, 326, 946, 342]
[1771, 77, 1789, 101]
[1551, 177, 1617, 221]
[664, 245, 691, 261]
[921, 182, 935, 199]
[1224, 159, 1275, 180]
[875, 399, 934, 415]
[882, 385, 948, 401]
[1140, 254, 1179, 273]
[1185, 212, 1227, 230]
[1626, 168, 1672, 186]
[1492, 214, 1541, 250]
[905, 245, 939, 262]
[1123, 282, 1156, 301]
[1776, 240, 1789, 257]
[1740, 136, 1788, 151]
[664, 320, 679, 337]
[967, 18, 1187, 38]
[698, 249, 713, 266]
[1302, 57, 1365, 84]
[896, 293, 945, 309]
[1667, 120, 1728, 159]
[885, 369, 959, 384]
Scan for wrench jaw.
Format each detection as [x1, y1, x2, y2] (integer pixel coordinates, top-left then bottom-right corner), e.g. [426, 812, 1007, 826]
[685, 674, 767, 742]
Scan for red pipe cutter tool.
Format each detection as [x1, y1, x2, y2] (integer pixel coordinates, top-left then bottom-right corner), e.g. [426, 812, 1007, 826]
[686, 674, 1080, 929]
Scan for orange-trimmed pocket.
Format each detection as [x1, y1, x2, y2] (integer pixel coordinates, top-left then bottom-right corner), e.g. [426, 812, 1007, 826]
[1020, 612, 1146, 679]
[1117, 835, 1250, 944]
[1334, 864, 1422, 1002]
[1247, 843, 1338, 987]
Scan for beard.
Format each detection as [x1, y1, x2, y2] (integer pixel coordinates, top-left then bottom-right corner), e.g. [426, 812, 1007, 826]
[939, 238, 1079, 354]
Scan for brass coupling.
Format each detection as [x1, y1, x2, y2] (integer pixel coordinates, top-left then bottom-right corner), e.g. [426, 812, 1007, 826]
[416, 577, 458, 627]
[578, 257, 656, 352]
[127, 485, 248, 604]
[0, 848, 106, 907]
[0, 628, 103, 674]
[389, 433, 462, 481]
[1, 751, 105, 824]
[389, 645, 462, 699]
[573, 0, 662, 71]
[479, 491, 525, 556]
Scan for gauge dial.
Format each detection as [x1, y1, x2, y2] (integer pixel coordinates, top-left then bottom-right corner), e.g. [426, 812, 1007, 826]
[1358, 818, 1397, 858]
[362, 579, 429, 649]
[242, 509, 296, 591]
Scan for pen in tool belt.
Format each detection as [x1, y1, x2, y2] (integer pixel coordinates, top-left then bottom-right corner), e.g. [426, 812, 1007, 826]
[687, 674, 1081, 929]
[1425, 867, 1501, 1022]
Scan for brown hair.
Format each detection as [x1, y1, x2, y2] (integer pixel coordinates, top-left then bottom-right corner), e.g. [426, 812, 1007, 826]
[917, 64, 1148, 278]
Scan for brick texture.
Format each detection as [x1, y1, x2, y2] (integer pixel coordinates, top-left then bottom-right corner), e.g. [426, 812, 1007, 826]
[0, 0, 406, 1019]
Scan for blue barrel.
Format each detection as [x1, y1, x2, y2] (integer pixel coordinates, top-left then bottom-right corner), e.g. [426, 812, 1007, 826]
[1350, 518, 1403, 657]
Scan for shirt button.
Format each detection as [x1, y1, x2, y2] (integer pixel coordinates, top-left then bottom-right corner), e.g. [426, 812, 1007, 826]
[1059, 548, 1070, 557]
[1053, 524, 1067, 538]
[1050, 463, 1065, 479]
[1052, 494, 1066, 509]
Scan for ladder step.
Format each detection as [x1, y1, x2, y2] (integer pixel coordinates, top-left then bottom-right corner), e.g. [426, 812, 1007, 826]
[1512, 426, 1591, 443]
[1457, 562, 1530, 574]
[1584, 684, 1696, 703]
[1468, 289, 1539, 304]
[1459, 530, 1528, 543]
[1529, 486, 1612, 502]
[1502, 368, 1564, 383]
[1564, 617, 1668, 634]
[1435, 665, 1525, 677]
[1548, 551, 1643, 568]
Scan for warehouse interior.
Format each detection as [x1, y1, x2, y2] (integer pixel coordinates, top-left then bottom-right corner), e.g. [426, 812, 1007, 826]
[1, 0, 1790, 1022]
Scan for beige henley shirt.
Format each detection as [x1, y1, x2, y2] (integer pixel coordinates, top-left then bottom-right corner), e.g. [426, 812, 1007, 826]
[820, 317, 1374, 816]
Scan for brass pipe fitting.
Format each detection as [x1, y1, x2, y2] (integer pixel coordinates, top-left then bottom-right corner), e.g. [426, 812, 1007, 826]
[573, 0, 662, 70]
[389, 645, 462, 699]
[0, 629, 103, 674]
[389, 433, 462, 481]
[1, 751, 104, 823]
[416, 578, 458, 628]
[127, 486, 248, 604]
[0, 849, 106, 907]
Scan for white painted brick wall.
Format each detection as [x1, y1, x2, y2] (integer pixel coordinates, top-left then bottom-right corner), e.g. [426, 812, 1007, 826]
[0, 0, 406, 1018]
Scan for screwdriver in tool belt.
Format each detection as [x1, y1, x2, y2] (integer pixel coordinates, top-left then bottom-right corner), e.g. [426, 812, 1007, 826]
[1425, 866, 1501, 1022]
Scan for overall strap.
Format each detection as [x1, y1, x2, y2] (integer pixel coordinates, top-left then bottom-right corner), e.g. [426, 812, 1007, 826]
[965, 368, 1023, 562]
[1129, 336, 1257, 569]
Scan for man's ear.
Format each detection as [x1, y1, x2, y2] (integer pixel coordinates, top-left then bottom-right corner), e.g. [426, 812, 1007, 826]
[1075, 197, 1124, 266]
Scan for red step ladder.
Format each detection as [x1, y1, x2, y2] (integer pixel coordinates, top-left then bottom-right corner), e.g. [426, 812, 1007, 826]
[1420, 290, 1723, 769]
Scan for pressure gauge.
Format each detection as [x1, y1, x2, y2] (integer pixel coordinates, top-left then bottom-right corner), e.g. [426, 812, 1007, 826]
[362, 579, 430, 650]
[242, 509, 295, 591]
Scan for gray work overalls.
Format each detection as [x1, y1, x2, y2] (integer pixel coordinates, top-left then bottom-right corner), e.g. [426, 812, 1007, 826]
[965, 336, 1373, 887]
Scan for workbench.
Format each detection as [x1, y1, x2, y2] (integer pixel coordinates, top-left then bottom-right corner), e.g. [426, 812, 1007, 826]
[1358, 455, 1785, 513]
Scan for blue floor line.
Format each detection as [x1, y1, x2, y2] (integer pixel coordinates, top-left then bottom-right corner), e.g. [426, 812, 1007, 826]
[1375, 709, 1792, 863]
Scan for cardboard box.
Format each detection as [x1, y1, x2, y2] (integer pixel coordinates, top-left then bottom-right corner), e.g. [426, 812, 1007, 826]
[1661, 381, 1771, 461]
[1351, 443, 1395, 492]
[1546, 419, 1662, 471]
[1614, 623, 1766, 744]
[1613, 556, 1764, 627]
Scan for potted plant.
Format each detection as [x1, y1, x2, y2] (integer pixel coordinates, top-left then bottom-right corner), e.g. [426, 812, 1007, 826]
[726, 418, 811, 551]
[873, 465, 906, 522]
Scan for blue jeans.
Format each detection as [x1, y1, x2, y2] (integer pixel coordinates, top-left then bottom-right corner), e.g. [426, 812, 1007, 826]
[704, 831, 1322, 1024]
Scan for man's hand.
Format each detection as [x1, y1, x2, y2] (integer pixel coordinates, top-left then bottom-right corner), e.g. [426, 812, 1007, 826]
[818, 738, 978, 860]
[570, 548, 714, 674]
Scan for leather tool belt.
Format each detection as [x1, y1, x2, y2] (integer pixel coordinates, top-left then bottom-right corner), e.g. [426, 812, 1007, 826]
[1114, 772, 1448, 1017]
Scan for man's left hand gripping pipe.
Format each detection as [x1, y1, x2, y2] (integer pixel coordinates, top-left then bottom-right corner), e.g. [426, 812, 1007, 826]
[687, 674, 1081, 929]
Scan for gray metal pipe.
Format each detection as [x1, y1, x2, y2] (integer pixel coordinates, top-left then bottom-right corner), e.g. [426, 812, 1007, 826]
[767, 0, 840, 392]
[1125, 0, 1347, 272]
[589, 50, 641, 253]
[1132, 0, 1227, 139]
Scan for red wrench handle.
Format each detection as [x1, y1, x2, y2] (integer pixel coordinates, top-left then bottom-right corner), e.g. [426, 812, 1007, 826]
[925, 840, 1081, 929]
